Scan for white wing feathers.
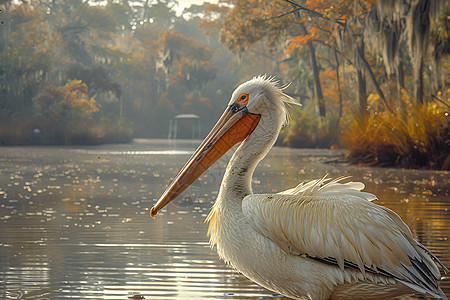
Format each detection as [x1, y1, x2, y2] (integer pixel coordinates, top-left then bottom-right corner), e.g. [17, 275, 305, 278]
[278, 175, 377, 201]
[242, 177, 448, 299]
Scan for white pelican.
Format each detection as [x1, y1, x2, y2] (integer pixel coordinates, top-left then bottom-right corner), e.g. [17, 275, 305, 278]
[150, 75, 448, 299]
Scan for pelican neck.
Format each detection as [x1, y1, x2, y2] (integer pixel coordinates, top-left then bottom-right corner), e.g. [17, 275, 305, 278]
[217, 110, 284, 206]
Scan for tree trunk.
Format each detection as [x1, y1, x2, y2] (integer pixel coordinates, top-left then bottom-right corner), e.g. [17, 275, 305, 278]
[119, 96, 123, 119]
[397, 60, 405, 89]
[334, 47, 343, 128]
[408, 0, 430, 104]
[414, 59, 424, 104]
[294, 13, 326, 118]
[356, 37, 389, 110]
[355, 39, 367, 120]
[308, 41, 326, 118]
[356, 68, 367, 120]
[396, 61, 405, 108]
[0, 1, 12, 52]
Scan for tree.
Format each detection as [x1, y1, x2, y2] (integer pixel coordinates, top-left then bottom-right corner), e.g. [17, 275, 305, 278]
[0, 4, 55, 115]
[208, 0, 449, 155]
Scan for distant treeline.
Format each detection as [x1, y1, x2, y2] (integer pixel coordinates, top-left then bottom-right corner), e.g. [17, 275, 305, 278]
[0, 0, 238, 145]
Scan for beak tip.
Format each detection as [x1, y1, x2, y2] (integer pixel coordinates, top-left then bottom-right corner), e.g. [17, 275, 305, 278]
[150, 206, 157, 219]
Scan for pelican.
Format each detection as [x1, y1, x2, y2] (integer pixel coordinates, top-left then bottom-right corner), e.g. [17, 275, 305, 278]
[150, 75, 448, 299]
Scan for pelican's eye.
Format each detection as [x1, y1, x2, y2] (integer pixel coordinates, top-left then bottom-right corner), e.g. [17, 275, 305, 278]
[230, 93, 249, 113]
[236, 93, 249, 105]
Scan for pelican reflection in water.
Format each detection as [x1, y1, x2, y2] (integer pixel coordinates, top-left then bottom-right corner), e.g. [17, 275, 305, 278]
[150, 76, 448, 299]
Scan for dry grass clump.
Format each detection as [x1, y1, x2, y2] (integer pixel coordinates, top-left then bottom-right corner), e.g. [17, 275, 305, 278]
[341, 97, 449, 170]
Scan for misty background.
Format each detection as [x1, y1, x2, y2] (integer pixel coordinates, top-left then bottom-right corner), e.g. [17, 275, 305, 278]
[0, 0, 448, 169]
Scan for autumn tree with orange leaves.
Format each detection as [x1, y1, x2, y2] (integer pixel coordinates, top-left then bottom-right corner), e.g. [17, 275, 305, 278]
[209, 0, 449, 168]
[215, 0, 384, 120]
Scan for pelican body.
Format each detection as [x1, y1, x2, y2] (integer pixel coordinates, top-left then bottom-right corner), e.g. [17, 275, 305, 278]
[150, 76, 448, 299]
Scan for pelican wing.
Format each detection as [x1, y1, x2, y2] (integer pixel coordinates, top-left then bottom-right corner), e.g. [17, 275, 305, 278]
[242, 178, 448, 299]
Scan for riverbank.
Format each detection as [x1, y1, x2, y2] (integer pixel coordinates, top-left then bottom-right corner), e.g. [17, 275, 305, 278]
[0, 116, 133, 146]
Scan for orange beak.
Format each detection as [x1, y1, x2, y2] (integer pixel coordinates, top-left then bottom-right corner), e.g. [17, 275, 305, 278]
[150, 106, 261, 218]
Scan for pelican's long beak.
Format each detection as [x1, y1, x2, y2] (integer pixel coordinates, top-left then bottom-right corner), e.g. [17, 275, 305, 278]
[150, 106, 261, 218]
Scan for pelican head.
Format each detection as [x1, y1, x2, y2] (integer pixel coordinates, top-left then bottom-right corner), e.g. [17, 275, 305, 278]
[150, 75, 298, 217]
[228, 75, 298, 119]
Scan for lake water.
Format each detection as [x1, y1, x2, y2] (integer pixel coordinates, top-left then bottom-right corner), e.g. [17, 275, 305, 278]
[0, 139, 448, 299]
